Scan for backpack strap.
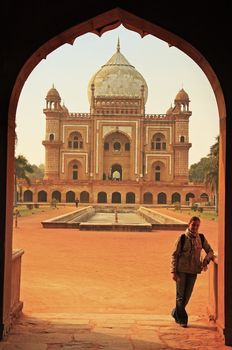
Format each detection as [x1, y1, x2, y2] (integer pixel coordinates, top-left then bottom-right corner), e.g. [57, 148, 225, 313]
[199, 233, 205, 247]
[180, 233, 185, 251]
[180, 233, 205, 251]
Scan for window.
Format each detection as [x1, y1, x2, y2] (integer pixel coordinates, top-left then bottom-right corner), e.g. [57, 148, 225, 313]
[180, 136, 185, 143]
[155, 137, 161, 150]
[113, 142, 121, 151]
[125, 142, 130, 151]
[151, 133, 166, 151]
[73, 164, 78, 180]
[68, 132, 83, 149]
[155, 165, 161, 181]
[49, 133, 54, 141]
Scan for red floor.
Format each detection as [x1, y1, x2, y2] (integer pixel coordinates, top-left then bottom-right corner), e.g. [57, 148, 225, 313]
[13, 206, 218, 317]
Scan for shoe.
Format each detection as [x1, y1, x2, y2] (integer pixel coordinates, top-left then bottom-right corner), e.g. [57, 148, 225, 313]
[180, 323, 187, 328]
[171, 309, 179, 324]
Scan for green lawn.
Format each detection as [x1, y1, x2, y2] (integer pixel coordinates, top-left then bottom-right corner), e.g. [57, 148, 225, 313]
[13, 205, 59, 217]
[176, 209, 218, 221]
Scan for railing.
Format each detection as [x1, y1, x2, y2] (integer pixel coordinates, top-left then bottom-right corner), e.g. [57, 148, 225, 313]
[11, 249, 24, 318]
[207, 255, 218, 321]
[144, 114, 172, 120]
[69, 112, 90, 118]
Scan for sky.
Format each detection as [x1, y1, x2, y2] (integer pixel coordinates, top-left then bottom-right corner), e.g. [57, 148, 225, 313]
[15, 25, 219, 167]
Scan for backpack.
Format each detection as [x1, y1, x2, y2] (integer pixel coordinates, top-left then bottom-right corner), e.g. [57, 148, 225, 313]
[180, 233, 205, 251]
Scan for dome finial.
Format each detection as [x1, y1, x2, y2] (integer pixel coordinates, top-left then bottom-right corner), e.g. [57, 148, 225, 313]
[117, 37, 120, 52]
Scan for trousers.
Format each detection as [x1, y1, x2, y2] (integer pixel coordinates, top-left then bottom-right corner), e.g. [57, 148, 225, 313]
[172, 272, 197, 325]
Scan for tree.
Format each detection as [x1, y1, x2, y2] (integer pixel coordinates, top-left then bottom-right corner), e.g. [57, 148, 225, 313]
[189, 135, 219, 209]
[205, 135, 219, 211]
[14, 155, 34, 205]
[27, 164, 44, 180]
[189, 157, 212, 182]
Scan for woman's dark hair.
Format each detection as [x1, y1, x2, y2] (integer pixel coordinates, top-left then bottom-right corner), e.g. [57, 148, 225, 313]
[188, 216, 201, 225]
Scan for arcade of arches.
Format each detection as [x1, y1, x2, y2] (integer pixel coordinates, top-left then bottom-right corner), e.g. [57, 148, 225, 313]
[22, 188, 209, 205]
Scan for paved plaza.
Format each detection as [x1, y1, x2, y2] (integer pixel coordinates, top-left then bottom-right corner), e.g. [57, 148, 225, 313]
[1, 312, 230, 349]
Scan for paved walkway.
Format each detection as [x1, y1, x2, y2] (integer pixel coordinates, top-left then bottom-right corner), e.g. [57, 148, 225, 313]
[0, 312, 230, 350]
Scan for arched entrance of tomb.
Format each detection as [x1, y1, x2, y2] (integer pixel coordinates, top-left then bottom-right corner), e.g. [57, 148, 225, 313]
[111, 164, 122, 181]
[2, 7, 230, 345]
[103, 131, 131, 181]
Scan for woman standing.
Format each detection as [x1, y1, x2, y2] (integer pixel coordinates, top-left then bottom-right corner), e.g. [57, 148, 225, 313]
[171, 216, 214, 327]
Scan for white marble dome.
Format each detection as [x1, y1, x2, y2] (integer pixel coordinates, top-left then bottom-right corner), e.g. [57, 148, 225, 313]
[88, 41, 148, 103]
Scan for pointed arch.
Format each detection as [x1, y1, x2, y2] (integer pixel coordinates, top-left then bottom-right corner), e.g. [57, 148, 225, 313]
[38, 190, 47, 202]
[112, 192, 121, 203]
[52, 191, 61, 202]
[172, 192, 181, 204]
[143, 192, 153, 204]
[23, 190, 33, 202]
[80, 191, 89, 203]
[2, 6, 229, 344]
[126, 192, 135, 203]
[66, 191, 75, 203]
[98, 192, 107, 203]
[157, 192, 167, 204]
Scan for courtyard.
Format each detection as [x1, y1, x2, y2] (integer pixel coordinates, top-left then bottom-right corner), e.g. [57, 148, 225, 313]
[0, 206, 228, 349]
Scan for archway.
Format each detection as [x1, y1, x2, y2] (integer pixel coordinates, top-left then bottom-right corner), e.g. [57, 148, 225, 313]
[186, 192, 195, 202]
[2, 6, 229, 344]
[111, 164, 122, 181]
[80, 191, 89, 203]
[66, 191, 75, 203]
[104, 131, 131, 180]
[98, 192, 107, 203]
[157, 192, 167, 204]
[112, 192, 121, 203]
[143, 192, 153, 204]
[126, 192, 135, 203]
[38, 190, 47, 202]
[23, 190, 33, 202]
[172, 192, 181, 204]
[52, 191, 61, 202]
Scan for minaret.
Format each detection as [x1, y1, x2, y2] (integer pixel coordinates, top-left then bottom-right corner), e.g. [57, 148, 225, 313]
[172, 88, 192, 183]
[42, 85, 63, 180]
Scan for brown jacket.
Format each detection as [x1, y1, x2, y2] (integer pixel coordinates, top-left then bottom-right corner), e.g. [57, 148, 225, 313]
[171, 230, 214, 274]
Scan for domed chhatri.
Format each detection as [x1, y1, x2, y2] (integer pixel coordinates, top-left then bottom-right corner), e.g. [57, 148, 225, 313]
[46, 84, 61, 101]
[88, 39, 148, 103]
[175, 88, 189, 102]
